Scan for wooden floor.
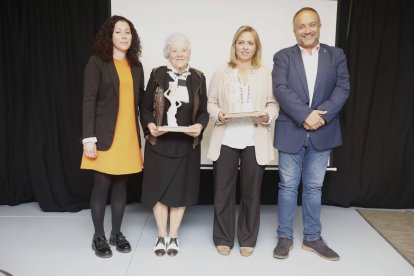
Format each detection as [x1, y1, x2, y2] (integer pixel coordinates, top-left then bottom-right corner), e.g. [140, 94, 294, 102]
[0, 203, 413, 276]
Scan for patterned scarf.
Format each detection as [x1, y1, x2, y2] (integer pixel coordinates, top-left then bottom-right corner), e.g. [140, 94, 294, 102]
[166, 62, 190, 103]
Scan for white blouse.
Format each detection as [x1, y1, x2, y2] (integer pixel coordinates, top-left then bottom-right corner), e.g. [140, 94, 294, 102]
[221, 68, 255, 149]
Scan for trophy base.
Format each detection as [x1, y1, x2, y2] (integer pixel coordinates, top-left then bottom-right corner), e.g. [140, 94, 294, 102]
[156, 126, 198, 133]
[223, 111, 267, 119]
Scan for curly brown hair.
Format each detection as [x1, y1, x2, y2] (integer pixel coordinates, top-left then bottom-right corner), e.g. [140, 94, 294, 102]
[93, 15, 142, 66]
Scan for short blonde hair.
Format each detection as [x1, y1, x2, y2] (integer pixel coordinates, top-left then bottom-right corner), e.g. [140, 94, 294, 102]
[228, 25, 262, 68]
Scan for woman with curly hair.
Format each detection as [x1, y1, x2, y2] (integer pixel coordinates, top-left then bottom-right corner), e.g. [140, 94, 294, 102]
[80, 15, 144, 258]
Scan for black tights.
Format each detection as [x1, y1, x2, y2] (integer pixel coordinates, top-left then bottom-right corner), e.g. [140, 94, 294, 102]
[90, 171, 128, 238]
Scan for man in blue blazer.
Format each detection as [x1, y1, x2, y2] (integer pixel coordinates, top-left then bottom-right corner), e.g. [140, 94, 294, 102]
[272, 7, 350, 261]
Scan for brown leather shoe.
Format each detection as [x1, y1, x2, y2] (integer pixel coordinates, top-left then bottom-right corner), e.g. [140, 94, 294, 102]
[216, 245, 231, 256]
[240, 247, 254, 257]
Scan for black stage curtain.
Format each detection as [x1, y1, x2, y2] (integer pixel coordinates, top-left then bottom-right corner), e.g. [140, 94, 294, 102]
[326, 0, 414, 208]
[1, 0, 413, 210]
[0, 0, 111, 211]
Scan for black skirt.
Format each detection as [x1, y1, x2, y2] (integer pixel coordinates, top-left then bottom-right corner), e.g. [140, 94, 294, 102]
[141, 141, 201, 207]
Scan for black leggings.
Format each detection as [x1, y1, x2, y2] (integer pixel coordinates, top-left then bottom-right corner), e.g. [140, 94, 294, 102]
[90, 171, 128, 238]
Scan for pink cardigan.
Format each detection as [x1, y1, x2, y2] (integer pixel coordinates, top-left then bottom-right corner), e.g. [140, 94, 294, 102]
[207, 64, 279, 165]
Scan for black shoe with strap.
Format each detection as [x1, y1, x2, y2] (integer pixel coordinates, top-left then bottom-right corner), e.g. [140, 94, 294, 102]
[109, 232, 132, 253]
[92, 235, 113, 258]
[154, 236, 167, 256]
[167, 237, 180, 256]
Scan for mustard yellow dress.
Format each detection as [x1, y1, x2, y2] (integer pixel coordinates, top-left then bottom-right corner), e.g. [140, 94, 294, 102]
[81, 59, 143, 175]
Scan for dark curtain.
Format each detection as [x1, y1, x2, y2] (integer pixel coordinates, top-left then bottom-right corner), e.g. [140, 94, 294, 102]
[1, 0, 413, 210]
[326, 0, 414, 208]
[0, 0, 111, 211]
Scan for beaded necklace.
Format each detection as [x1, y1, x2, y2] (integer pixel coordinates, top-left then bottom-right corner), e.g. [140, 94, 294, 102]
[237, 70, 251, 104]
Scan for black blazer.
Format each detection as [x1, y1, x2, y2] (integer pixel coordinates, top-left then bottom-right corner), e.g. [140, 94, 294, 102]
[82, 55, 145, 150]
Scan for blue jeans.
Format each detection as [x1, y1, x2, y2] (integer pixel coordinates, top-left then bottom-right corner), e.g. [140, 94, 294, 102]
[277, 135, 331, 241]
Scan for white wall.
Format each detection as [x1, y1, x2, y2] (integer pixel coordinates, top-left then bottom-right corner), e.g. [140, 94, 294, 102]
[112, 0, 338, 167]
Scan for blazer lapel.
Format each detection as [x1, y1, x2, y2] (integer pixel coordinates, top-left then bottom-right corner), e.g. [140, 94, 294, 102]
[314, 45, 328, 95]
[108, 61, 120, 101]
[292, 46, 310, 101]
[250, 67, 259, 111]
[131, 64, 140, 105]
[189, 68, 200, 96]
[223, 67, 233, 108]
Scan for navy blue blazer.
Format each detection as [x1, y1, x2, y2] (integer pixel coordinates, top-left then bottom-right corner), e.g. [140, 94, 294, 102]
[272, 43, 350, 153]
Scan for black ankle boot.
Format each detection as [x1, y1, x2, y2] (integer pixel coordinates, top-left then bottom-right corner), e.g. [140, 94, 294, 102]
[92, 235, 112, 258]
[109, 232, 131, 253]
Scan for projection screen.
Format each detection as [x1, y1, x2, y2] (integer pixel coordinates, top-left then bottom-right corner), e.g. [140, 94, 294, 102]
[111, 0, 338, 168]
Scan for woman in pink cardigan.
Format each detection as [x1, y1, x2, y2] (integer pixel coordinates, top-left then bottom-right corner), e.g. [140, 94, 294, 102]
[207, 25, 279, 257]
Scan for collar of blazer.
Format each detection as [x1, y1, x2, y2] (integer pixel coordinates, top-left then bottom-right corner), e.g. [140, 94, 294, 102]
[222, 64, 260, 74]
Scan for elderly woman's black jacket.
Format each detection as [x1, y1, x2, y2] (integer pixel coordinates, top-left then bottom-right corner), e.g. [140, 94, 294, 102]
[140, 66, 209, 157]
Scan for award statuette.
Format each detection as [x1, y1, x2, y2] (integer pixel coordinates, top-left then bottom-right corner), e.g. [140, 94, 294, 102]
[158, 82, 197, 133]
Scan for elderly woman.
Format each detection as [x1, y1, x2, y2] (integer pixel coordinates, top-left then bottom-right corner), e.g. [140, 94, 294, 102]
[207, 26, 279, 257]
[81, 15, 144, 258]
[140, 33, 209, 256]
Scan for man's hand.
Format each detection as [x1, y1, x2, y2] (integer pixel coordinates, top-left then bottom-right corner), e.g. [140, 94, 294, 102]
[304, 110, 327, 130]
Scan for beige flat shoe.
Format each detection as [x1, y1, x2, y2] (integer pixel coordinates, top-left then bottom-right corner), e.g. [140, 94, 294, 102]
[216, 245, 231, 256]
[240, 247, 254, 257]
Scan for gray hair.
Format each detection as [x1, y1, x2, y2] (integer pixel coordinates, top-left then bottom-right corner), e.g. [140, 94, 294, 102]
[163, 32, 191, 59]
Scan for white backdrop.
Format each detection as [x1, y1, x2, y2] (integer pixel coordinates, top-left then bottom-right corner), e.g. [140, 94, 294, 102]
[112, 0, 338, 167]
